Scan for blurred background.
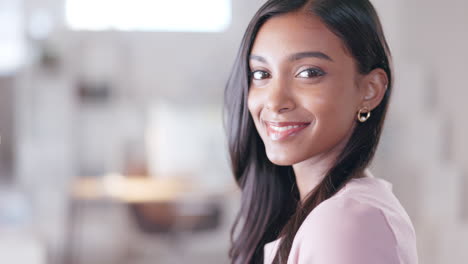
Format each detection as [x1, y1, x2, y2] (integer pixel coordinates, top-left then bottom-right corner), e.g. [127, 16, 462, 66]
[0, 0, 467, 263]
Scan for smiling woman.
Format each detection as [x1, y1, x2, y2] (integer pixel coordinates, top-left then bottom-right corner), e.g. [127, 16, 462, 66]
[224, 0, 418, 264]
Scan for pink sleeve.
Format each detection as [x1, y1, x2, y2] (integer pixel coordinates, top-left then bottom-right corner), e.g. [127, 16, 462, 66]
[291, 198, 401, 264]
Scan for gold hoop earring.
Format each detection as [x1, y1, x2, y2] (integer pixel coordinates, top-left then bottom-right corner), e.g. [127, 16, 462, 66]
[357, 107, 371, 123]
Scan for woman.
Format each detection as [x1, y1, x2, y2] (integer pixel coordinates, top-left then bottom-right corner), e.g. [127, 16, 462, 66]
[224, 0, 418, 263]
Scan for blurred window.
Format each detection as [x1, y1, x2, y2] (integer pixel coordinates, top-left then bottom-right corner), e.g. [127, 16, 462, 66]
[0, 0, 25, 75]
[65, 0, 231, 32]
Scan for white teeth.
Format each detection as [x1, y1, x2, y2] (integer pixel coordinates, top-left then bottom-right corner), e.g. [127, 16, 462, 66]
[269, 125, 303, 132]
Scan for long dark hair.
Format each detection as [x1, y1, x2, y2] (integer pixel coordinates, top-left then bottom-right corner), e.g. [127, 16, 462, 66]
[223, 0, 393, 263]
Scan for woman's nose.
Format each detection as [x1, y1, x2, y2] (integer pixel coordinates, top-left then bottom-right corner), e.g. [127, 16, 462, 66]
[264, 81, 295, 113]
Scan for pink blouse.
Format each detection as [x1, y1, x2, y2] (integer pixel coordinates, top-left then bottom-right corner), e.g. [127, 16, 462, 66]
[263, 169, 418, 264]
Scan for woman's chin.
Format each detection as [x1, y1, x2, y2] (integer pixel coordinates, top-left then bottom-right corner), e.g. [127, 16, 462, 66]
[266, 151, 298, 166]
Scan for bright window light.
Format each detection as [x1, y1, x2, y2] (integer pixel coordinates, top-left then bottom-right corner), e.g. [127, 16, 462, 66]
[0, 0, 25, 76]
[65, 0, 231, 32]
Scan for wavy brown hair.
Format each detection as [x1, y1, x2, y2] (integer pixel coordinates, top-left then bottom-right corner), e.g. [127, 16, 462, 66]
[223, 0, 393, 263]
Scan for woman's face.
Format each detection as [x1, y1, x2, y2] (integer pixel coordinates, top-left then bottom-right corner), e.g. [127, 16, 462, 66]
[248, 11, 367, 166]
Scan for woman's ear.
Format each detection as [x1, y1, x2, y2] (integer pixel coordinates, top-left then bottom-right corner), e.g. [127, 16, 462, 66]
[359, 68, 388, 111]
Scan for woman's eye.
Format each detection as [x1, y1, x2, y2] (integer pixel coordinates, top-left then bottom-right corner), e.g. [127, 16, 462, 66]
[296, 68, 325, 78]
[251, 70, 271, 80]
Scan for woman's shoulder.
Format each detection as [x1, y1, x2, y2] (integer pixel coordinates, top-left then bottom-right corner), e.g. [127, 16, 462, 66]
[296, 172, 416, 248]
[288, 195, 402, 264]
[264, 171, 419, 264]
[264, 195, 401, 264]
[289, 174, 418, 263]
[296, 194, 394, 241]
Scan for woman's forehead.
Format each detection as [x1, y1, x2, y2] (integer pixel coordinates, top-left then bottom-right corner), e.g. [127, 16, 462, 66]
[250, 11, 349, 64]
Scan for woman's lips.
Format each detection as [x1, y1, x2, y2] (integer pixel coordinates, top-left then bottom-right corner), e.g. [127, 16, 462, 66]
[264, 121, 311, 141]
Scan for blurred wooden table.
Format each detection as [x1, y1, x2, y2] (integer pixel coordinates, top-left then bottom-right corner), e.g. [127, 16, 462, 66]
[64, 174, 236, 264]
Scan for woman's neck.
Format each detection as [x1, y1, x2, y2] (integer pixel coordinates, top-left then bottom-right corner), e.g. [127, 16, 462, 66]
[292, 127, 360, 202]
[293, 156, 333, 202]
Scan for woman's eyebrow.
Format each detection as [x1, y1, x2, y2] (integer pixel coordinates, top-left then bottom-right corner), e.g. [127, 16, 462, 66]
[249, 54, 267, 63]
[289, 51, 334, 62]
[249, 51, 334, 63]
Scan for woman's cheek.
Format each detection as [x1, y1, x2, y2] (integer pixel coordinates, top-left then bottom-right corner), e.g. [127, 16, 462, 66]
[247, 90, 263, 117]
